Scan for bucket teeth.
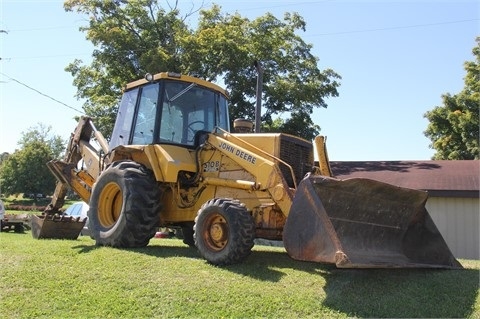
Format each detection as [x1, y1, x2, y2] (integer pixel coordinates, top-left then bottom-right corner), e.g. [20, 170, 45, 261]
[31, 214, 85, 240]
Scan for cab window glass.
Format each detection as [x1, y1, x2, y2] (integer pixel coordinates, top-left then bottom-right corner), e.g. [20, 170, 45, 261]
[109, 88, 138, 148]
[132, 84, 159, 144]
[217, 95, 229, 132]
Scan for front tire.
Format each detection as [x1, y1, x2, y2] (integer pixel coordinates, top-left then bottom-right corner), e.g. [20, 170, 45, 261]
[88, 161, 161, 248]
[194, 198, 255, 265]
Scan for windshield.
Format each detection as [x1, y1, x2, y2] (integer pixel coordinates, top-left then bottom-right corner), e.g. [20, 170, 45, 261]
[158, 81, 229, 146]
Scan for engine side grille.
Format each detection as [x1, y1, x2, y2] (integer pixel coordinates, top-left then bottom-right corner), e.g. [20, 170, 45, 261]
[279, 135, 314, 188]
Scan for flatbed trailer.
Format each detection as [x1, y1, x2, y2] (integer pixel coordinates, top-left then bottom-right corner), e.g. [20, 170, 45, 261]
[0, 214, 30, 233]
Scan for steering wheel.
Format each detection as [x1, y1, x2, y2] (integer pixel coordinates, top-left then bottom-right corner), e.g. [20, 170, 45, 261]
[187, 121, 205, 143]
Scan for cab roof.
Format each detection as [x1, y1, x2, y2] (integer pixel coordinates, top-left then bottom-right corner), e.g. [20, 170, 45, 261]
[125, 72, 227, 97]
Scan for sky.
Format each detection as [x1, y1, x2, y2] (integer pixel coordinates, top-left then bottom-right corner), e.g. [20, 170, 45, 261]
[0, 0, 478, 161]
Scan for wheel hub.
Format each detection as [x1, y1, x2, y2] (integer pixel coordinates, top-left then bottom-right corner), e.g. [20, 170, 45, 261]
[207, 215, 228, 250]
[98, 182, 123, 228]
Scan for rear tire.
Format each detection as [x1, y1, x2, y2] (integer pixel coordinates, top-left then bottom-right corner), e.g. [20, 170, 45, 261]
[88, 161, 161, 248]
[194, 198, 255, 265]
[181, 225, 195, 247]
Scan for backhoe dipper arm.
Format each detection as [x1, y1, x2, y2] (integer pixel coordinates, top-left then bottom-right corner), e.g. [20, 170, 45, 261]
[44, 116, 108, 214]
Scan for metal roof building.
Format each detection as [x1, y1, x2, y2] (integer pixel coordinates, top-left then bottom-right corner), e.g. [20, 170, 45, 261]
[330, 160, 479, 260]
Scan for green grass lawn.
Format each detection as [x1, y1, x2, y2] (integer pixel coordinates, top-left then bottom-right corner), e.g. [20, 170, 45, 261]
[1, 231, 479, 319]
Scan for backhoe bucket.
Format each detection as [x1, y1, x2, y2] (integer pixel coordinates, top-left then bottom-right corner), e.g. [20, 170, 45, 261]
[283, 175, 462, 269]
[31, 214, 86, 240]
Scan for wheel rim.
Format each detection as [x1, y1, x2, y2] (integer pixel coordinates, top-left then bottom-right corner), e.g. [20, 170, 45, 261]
[203, 213, 228, 251]
[97, 182, 123, 228]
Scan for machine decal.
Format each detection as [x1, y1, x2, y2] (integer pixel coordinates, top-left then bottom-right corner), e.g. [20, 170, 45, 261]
[219, 141, 257, 164]
[203, 161, 220, 172]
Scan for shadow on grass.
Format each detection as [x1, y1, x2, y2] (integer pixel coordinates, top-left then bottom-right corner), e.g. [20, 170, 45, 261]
[71, 239, 200, 258]
[71, 239, 478, 318]
[72, 243, 103, 254]
[72, 239, 305, 281]
[243, 250, 479, 318]
[229, 248, 336, 281]
[321, 267, 479, 318]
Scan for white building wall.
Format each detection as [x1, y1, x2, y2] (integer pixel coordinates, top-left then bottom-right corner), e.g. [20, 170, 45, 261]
[426, 197, 479, 260]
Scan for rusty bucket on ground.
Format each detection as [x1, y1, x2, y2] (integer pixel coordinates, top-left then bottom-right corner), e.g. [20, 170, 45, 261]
[31, 214, 86, 240]
[283, 175, 463, 269]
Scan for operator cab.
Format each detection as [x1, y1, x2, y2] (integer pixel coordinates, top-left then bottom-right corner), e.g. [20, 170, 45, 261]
[109, 72, 230, 149]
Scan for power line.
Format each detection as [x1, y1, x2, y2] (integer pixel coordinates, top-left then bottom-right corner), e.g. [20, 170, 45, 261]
[1, 52, 92, 60]
[212, 0, 335, 11]
[308, 18, 479, 37]
[4, 25, 80, 32]
[0, 72, 85, 115]
[1, 17, 476, 61]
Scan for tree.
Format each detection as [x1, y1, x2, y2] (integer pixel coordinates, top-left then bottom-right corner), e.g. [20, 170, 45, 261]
[0, 125, 64, 198]
[64, 0, 198, 137]
[64, 0, 340, 141]
[0, 152, 9, 166]
[187, 7, 340, 139]
[424, 37, 479, 160]
[18, 123, 66, 159]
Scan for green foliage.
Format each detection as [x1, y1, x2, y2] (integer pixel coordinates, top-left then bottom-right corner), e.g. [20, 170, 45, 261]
[262, 111, 321, 138]
[0, 152, 9, 166]
[1, 234, 479, 318]
[63, 0, 340, 141]
[63, 0, 195, 138]
[18, 122, 66, 159]
[424, 37, 479, 160]
[190, 7, 340, 140]
[0, 124, 62, 197]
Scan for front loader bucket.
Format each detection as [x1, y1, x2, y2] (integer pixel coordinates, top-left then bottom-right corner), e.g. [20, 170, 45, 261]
[31, 214, 86, 240]
[283, 175, 462, 269]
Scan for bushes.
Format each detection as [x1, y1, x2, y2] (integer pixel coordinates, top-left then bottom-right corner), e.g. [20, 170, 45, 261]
[2, 195, 50, 212]
[2, 196, 75, 212]
[5, 204, 46, 212]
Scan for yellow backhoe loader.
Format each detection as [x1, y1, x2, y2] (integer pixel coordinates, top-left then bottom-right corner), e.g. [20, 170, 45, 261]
[31, 72, 462, 269]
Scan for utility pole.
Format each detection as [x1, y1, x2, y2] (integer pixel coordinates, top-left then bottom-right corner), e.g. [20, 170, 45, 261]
[254, 60, 264, 133]
[0, 30, 7, 64]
